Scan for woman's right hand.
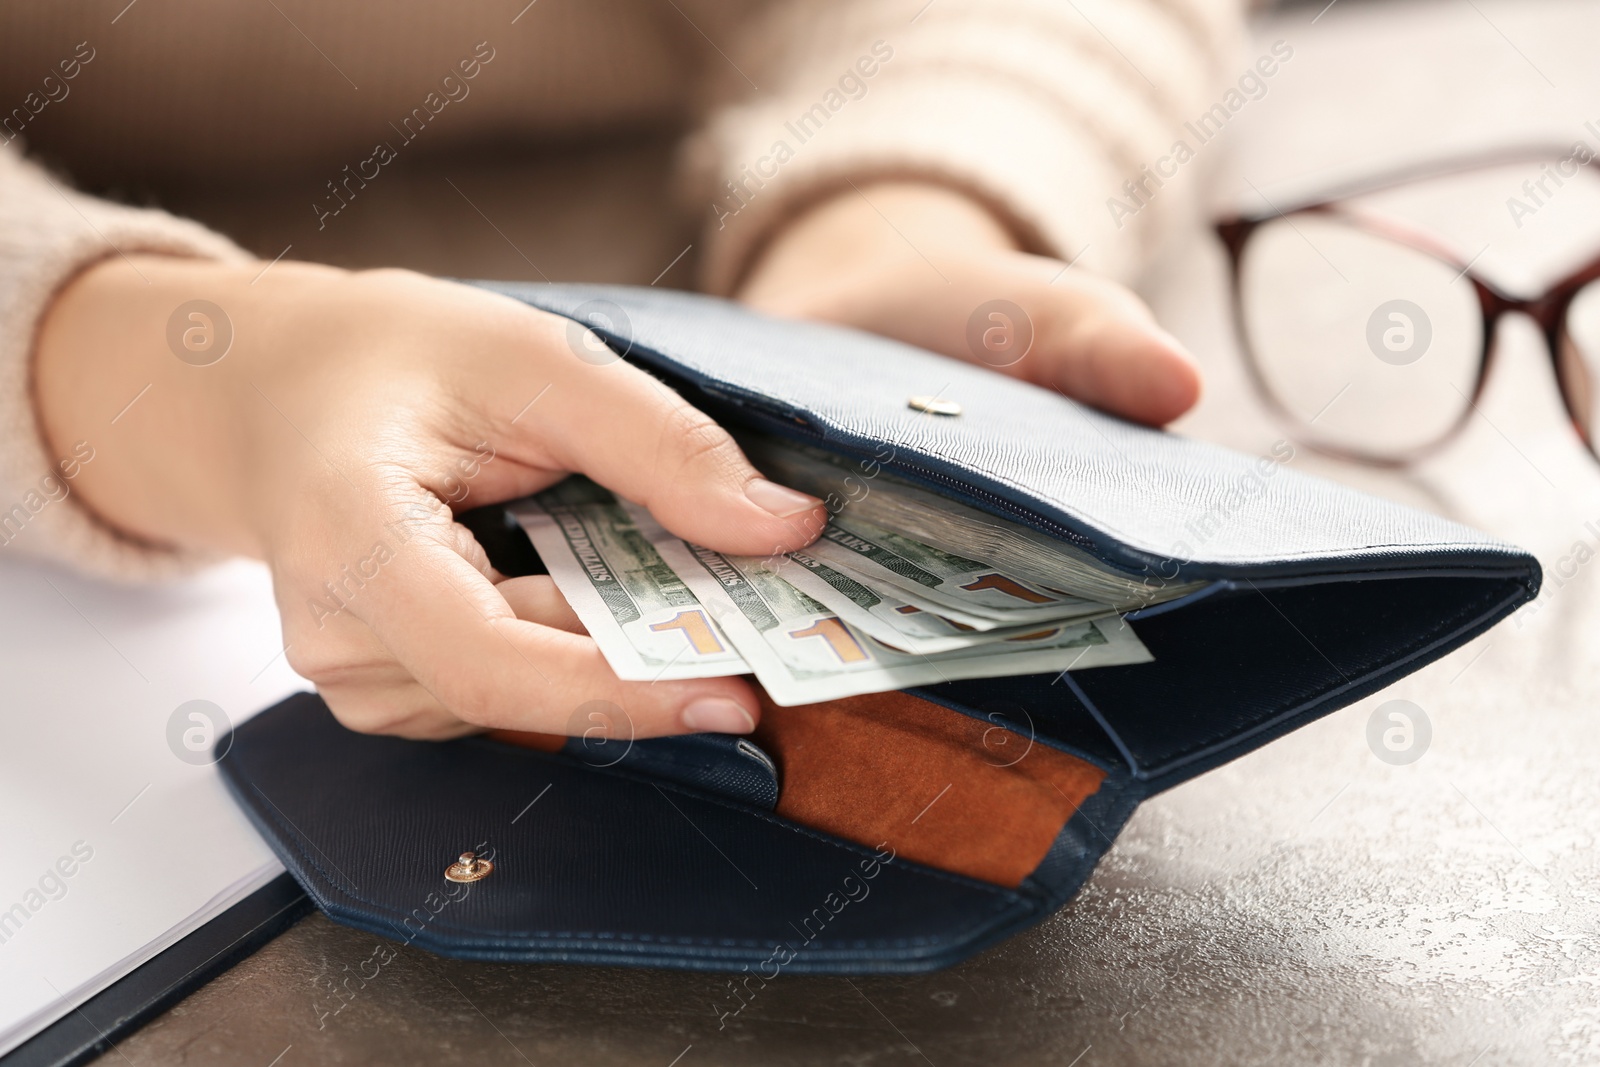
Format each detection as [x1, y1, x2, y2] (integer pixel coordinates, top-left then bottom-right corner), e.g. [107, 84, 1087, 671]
[33, 257, 828, 740]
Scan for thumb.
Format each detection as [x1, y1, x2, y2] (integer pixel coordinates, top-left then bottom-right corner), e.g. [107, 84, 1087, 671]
[1044, 310, 1203, 427]
[1023, 273, 1202, 427]
[535, 349, 829, 556]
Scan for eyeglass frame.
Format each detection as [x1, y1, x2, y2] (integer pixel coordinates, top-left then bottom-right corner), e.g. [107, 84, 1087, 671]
[1213, 144, 1600, 467]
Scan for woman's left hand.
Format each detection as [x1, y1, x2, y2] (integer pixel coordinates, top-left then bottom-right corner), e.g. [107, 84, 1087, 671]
[738, 182, 1202, 428]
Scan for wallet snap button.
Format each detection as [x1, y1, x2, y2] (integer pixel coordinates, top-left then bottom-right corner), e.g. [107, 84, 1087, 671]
[908, 395, 962, 416]
[444, 850, 494, 883]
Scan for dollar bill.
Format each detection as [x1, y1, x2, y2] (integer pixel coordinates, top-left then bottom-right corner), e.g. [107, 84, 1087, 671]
[771, 550, 1110, 654]
[800, 515, 1114, 626]
[625, 503, 1152, 706]
[510, 479, 749, 681]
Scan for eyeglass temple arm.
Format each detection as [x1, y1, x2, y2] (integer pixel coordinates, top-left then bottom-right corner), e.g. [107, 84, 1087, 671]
[1215, 142, 1598, 228]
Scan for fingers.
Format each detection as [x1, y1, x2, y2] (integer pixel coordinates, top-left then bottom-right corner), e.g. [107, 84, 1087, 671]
[495, 574, 585, 634]
[346, 527, 762, 738]
[281, 516, 761, 739]
[523, 318, 829, 556]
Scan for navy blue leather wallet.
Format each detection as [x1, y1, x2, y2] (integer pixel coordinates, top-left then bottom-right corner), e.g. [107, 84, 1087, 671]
[218, 283, 1540, 975]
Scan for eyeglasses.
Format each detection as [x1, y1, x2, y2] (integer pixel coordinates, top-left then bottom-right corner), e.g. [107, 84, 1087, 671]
[1215, 146, 1600, 466]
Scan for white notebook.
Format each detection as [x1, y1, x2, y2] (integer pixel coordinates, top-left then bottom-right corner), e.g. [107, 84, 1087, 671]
[0, 554, 303, 1057]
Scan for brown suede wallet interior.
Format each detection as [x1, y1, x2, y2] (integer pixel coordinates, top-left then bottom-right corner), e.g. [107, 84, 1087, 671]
[492, 691, 1105, 889]
[754, 692, 1104, 887]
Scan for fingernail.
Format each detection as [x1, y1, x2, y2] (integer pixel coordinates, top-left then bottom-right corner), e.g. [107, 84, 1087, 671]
[681, 697, 756, 734]
[745, 478, 821, 518]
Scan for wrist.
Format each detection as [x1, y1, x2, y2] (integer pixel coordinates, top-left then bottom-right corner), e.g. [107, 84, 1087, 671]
[738, 182, 1019, 314]
[33, 255, 326, 559]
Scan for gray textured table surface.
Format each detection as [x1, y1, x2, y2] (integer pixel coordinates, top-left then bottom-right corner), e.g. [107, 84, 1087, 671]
[101, 1, 1600, 1063]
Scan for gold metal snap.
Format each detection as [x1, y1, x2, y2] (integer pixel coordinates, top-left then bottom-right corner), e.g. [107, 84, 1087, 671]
[908, 395, 962, 416]
[445, 850, 493, 883]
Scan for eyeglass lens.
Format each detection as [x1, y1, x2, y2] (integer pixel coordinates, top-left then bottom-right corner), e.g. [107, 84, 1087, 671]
[1238, 214, 1484, 457]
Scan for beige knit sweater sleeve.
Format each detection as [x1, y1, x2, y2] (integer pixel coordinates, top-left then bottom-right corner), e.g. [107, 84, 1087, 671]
[687, 0, 1245, 293]
[0, 145, 250, 579]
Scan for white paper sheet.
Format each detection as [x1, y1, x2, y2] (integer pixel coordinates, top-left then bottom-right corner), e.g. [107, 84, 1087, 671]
[0, 554, 304, 1055]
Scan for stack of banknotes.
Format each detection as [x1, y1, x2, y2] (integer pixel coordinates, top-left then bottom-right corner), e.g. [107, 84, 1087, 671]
[512, 436, 1202, 706]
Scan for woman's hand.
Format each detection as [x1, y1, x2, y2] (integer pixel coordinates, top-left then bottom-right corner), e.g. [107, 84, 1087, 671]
[34, 257, 827, 739]
[739, 182, 1202, 427]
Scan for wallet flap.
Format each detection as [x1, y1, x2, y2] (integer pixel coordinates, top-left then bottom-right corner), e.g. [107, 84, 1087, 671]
[477, 282, 1536, 586]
